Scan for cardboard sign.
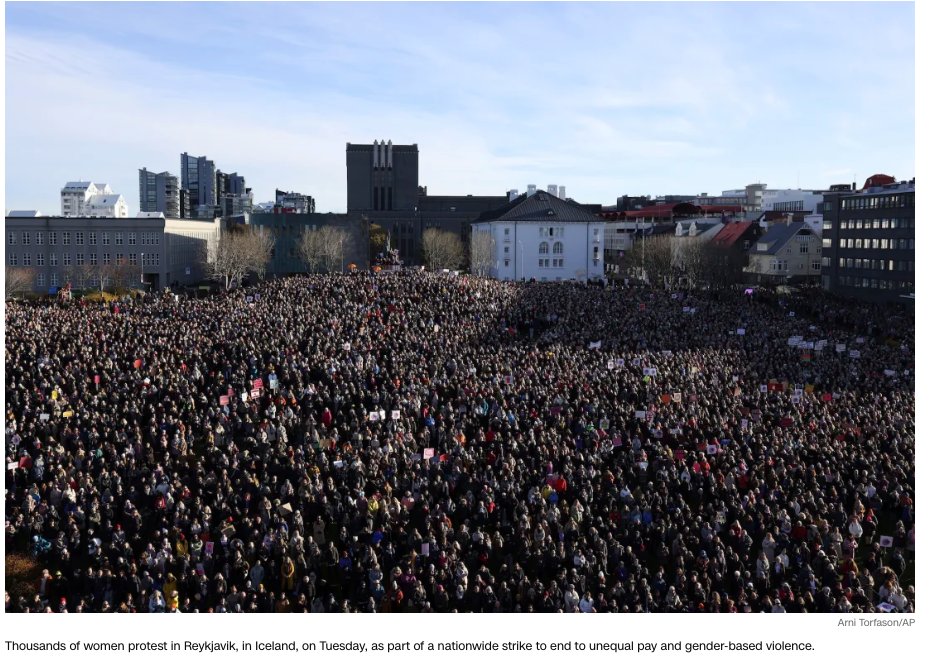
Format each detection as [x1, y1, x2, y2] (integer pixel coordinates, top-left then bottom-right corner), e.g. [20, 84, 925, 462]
[789, 311, 795, 317]
[94, 374, 101, 384]
[632, 358, 641, 367]
[219, 395, 230, 406]
[7, 462, 18, 471]
[369, 411, 380, 422]
[39, 413, 50, 422]
[504, 374, 513, 385]
[879, 535, 894, 548]
[791, 394, 801, 404]
[252, 378, 263, 390]
[787, 336, 802, 347]
[250, 388, 260, 400]
[607, 360, 615, 370]
[333, 460, 345, 468]
[883, 370, 897, 377]
[246, 296, 254, 303]
[612, 437, 623, 447]
[740, 419, 749, 430]
[391, 410, 401, 420]
[588, 341, 602, 350]
[423, 448, 435, 459]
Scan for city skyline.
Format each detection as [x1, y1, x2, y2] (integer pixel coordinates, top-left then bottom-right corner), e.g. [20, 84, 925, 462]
[5, 1, 915, 215]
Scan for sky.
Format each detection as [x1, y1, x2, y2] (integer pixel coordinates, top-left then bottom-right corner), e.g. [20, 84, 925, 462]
[4, 1, 915, 215]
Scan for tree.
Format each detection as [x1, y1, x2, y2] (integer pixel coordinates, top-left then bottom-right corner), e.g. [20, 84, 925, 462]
[5, 266, 35, 299]
[202, 226, 274, 289]
[626, 234, 676, 287]
[299, 226, 350, 273]
[422, 228, 464, 270]
[369, 223, 388, 262]
[469, 230, 495, 277]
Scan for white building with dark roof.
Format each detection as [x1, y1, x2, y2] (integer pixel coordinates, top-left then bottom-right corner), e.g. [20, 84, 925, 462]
[471, 190, 605, 282]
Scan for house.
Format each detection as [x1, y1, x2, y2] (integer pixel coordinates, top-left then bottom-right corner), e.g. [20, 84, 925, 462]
[471, 191, 605, 282]
[744, 221, 822, 282]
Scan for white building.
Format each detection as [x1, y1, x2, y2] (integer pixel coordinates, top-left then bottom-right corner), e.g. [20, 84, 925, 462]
[60, 181, 128, 217]
[759, 189, 823, 214]
[471, 190, 604, 282]
[745, 221, 822, 281]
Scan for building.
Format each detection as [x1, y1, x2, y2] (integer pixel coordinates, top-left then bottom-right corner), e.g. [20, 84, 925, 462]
[180, 153, 217, 218]
[759, 188, 823, 214]
[346, 140, 419, 212]
[60, 181, 127, 218]
[247, 212, 368, 276]
[819, 175, 915, 302]
[5, 214, 221, 293]
[346, 139, 506, 264]
[139, 168, 180, 218]
[744, 221, 822, 282]
[274, 189, 316, 214]
[471, 191, 605, 282]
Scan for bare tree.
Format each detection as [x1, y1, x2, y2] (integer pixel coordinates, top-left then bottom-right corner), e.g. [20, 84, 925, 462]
[298, 227, 326, 273]
[299, 226, 350, 273]
[469, 230, 495, 277]
[626, 234, 676, 286]
[250, 228, 275, 281]
[5, 266, 35, 299]
[422, 228, 464, 270]
[202, 226, 273, 289]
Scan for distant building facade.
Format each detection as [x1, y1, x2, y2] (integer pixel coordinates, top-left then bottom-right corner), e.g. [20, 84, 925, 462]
[744, 221, 822, 282]
[60, 182, 128, 218]
[819, 175, 915, 302]
[181, 153, 217, 218]
[139, 168, 180, 218]
[247, 212, 368, 276]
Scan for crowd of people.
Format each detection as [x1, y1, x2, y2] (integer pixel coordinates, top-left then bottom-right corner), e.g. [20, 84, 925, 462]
[5, 271, 915, 613]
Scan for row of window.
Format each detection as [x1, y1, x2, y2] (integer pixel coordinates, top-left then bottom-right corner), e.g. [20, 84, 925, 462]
[539, 227, 565, 238]
[770, 260, 821, 272]
[33, 273, 133, 289]
[831, 237, 914, 250]
[836, 217, 913, 230]
[537, 258, 565, 269]
[8, 253, 159, 267]
[837, 275, 914, 291]
[840, 193, 913, 210]
[772, 201, 805, 212]
[538, 242, 564, 255]
[837, 257, 914, 272]
[7, 231, 159, 246]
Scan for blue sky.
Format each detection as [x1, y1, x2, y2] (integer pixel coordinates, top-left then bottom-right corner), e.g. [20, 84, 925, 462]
[4, 1, 915, 214]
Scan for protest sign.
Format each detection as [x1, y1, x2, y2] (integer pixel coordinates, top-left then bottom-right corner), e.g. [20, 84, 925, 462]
[423, 448, 435, 459]
[391, 410, 401, 420]
[632, 358, 641, 367]
[849, 350, 860, 359]
[759, 384, 768, 393]
[706, 444, 718, 455]
[8, 462, 18, 471]
[635, 411, 646, 419]
[39, 413, 50, 422]
[133, 359, 143, 369]
[835, 344, 846, 353]
[250, 388, 260, 400]
[612, 437, 623, 447]
[241, 392, 248, 402]
[63, 410, 74, 418]
[736, 328, 746, 336]
[368, 411, 380, 422]
[219, 395, 229, 406]
[856, 337, 865, 344]
[589, 340, 602, 350]
[672, 392, 682, 403]
[879, 536, 894, 548]
[252, 378, 263, 390]
[246, 296, 254, 303]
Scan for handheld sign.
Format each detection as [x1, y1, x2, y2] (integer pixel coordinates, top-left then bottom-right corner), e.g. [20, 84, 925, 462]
[219, 395, 229, 406]
[368, 411, 379, 422]
[241, 392, 248, 402]
[635, 411, 646, 420]
[736, 328, 746, 336]
[391, 410, 400, 420]
[250, 388, 261, 400]
[39, 413, 50, 422]
[423, 448, 435, 459]
[252, 378, 263, 390]
[879, 536, 894, 548]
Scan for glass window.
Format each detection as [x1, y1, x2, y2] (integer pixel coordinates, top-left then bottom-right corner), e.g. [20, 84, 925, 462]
[75, 232, 84, 245]
[7, 232, 15, 245]
[103, 253, 111, 265]
[539, 242, 549, 255]
[23, 253, 31, 266]
[129, 254, 138, 266]
[553, 241, 564, 255]
[36, 273, 45, 287]
[129, 232, 136, 246]
[50, 272, 59, 287]
[76, 254, 84, 266]
[90, 253, 97, 266]
[89, 232, 97, 245]
[36, 232, 44, 245]
[8, 253, 17, 266]
[102, 232, 110, 245]
[115, 232, 123, 245]
[50, 254, 58, 267]
[36, 254, 44, 266]
[63, 232, 71, 245]
[63, 254, 72, 266]
[22, 231, 30, 245]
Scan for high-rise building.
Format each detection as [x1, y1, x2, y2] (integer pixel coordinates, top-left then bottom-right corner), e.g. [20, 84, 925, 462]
[139, 168, 180, 218]
[275, 189, 316, 214]
[180, 152, 217, 218]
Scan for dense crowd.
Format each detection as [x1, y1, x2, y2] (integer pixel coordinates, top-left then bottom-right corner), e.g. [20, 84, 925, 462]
[5, 272, 915, 613]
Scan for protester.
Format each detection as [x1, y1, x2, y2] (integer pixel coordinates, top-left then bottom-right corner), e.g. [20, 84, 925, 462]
[4, 271, 915, 613]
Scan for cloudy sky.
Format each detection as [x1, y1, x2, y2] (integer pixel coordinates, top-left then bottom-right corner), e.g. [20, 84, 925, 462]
[5, 1, 915, 214]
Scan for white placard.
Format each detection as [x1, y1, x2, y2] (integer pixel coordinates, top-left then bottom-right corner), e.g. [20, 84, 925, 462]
[835, 344, 846, 353]
[849, 350, 860, 359]
[391, 410, 400, 420]
[635, 411, 646, 419]
[368, 411, 379, 421]
[736, 328, 746, 336]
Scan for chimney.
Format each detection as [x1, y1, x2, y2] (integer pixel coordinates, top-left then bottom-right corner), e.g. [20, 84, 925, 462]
[527, 184, 536, 196]
[558, 186, 566, 200]
[508, 189, 519, 202]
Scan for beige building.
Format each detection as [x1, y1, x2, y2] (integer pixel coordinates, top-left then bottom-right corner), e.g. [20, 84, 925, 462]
[745, 221, 822, 281]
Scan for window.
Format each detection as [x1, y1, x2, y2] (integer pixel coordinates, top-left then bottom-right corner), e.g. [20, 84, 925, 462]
[554, 258, 564, 268]
[7, 231, 15, 245]
[22, 231, 31, 245]
[63, 254, 72, 266]
[8, 253, 17, 266]
[36, 232, 44, 245]
[102, 232, 110, 245]
[539, 242, 549, 255]
[504, 228, 510, 236]
[553, 241, 564, 255]
[89, 232, 97, 246]
[37, 273, 45, 287]
[539, 227, 545, 238]
[23, 253, 32, 266]
[129, 254, 138, 266]
[77, 254, 85, 266]
[50, 254, 58, 267]
[822, 257, 831, 267]
[544, 259, 550, 268]
[539, 259, 545, 268]
[129, 232, 136, 246]
[840, 221, 847, 230]
[504, 259, 510, 267]
[504, 246, 510, 254]
[116, 253, 124, 264]
[63, 232, 71, 246]
[50, 232, 58, 245]
[50, 272, 58, 287]
[103, 253, 111, 265]
[36, 254, 44, 267]
[823, 220, 832, 231]
[90, 253, 97, 266]
[115, 232, 123, 245]
[75, 232, 84, 246]
[838, 239, 845, 248]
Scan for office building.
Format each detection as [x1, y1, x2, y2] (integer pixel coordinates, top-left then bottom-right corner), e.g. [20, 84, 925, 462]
[139, 168, 180, 218]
